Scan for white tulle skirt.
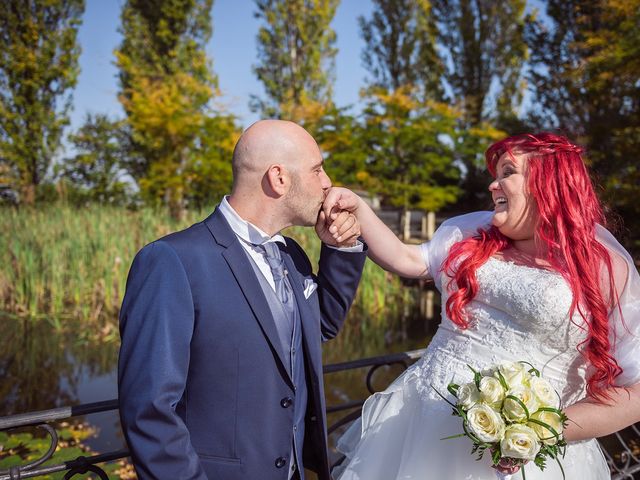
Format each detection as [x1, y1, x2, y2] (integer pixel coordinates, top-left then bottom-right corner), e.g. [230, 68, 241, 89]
[334, 364, 611, 480]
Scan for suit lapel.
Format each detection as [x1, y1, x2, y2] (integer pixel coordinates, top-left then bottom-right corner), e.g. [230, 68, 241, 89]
[205, 210, 293, 385]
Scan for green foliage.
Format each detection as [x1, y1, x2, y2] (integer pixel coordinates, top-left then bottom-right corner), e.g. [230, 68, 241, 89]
[60, 114, 132, 205]
[360, 87, 461, 210]
[0, 204, 208, 319]
[252, 0, 339, 119]
[0, 205, 405, 328]
[115, 0, 239, 217]
[355, 1, 461, 210]
[309, 106, 369, 187]
[359, 0, 442, 99]
[525, 0, 640, 256]
[432, 0, 529, 126]
[430, 0, 527, 211]
[0, 425, 122, 479]
[0, 0, 84, 205]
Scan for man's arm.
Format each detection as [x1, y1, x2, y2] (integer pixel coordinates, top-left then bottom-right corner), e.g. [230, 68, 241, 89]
[118, 241, 207, 480]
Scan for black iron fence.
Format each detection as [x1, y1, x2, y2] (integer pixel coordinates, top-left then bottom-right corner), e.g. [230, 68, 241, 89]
[1, 349, 638, 479]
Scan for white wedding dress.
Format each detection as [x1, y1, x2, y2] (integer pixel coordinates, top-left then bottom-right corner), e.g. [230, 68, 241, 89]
[335, 211, 640, 480]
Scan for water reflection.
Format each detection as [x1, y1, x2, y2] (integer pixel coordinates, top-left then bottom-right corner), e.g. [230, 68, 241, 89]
[0, 315, 119, 415]
[0, 285, 440, 457]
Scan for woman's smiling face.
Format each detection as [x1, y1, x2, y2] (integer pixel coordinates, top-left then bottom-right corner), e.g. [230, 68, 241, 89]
[489, 152, 538, 241]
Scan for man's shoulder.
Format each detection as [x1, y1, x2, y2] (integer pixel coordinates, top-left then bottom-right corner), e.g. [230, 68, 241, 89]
[137, 218, 218, 261]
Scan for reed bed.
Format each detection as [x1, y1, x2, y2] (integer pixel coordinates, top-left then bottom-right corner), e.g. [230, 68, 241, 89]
[0, 205, 404, 332]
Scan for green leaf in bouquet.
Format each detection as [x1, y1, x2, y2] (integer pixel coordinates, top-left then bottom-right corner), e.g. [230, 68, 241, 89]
[430, 384, 458, 409]
[534, 450, 547, 470]
[528, 417, 562, 443]
[447, 383, 460, 397]
[491, 445, 502, 465]
[466, 364, 482, 389]
[495, 369, 509, 391]
[518, 361, 540, 377]
[505, 394, 530, 420]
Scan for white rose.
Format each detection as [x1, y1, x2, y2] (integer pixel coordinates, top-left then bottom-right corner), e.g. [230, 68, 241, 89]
[501, 424, 541, 460]
[503, 385, 539, 422]
[495, 361, 527, 389]
[466, 404, 506, 443]
[530, 377, 560, 409]
[479, 376, 506, 407]
[529, 410, 564, 445]
[457, 382, 480, 409]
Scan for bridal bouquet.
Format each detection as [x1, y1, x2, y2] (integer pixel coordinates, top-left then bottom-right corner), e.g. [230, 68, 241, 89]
[434, 361, 568, 479]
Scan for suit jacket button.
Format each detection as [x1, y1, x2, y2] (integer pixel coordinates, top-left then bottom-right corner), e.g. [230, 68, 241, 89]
[275, 457, 287, 468]
[280, 397, 293, 408]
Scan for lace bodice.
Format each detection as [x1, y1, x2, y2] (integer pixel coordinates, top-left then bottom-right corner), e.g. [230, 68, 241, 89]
[414, 210, 640, 410]
[415, 257, 591, 407]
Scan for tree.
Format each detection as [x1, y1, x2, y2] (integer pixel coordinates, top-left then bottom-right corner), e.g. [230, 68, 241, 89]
[429, 0, 528, 210]
[359, 0, 442, 100]
[115, 0, 238, 217]
[361, 86, 461, 210]
[0, 0, 84, 204]
[61, 114, 131, 205]
[525, 0, 640, 255]
[432, 0, 528, 126]
[252, 0, 339, 120]
[355, 0, 459, 211]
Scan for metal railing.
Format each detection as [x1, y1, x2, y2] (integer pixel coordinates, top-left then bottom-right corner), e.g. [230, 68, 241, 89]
[1, 349, 638, 479]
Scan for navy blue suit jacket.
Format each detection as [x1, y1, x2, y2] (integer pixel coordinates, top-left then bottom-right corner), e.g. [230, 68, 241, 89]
[118, 208, 366, 479]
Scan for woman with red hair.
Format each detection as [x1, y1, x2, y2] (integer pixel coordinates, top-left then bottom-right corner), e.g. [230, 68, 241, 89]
[326, 133, 640, 479]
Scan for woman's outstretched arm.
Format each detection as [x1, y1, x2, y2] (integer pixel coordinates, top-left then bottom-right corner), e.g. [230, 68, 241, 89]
[323, 187, 429, 279]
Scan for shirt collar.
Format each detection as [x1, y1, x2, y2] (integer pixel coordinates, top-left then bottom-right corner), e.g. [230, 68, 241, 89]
[219, 196, 286, 247]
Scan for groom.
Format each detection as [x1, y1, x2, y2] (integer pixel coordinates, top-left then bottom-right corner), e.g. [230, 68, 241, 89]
[118, 119, 367, 480]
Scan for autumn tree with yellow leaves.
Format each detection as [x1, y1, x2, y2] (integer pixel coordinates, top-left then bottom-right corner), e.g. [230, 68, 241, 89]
[115, 0, 239, 218]
[0, 0, 84, 205]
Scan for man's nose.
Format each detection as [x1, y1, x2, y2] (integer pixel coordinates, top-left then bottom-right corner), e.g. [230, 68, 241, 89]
[321, 171, 332, 189]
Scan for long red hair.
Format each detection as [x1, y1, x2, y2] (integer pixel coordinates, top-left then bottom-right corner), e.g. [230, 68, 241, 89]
[442, 133, 621, 400]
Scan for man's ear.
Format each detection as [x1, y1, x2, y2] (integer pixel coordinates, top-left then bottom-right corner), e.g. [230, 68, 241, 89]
[265, 164, 290, 196]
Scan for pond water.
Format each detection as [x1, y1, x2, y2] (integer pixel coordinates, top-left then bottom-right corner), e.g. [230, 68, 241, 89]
[0, 285, 440, 457]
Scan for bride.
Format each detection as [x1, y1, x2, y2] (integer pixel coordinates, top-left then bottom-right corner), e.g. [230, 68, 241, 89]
[323, 133, 640, 479]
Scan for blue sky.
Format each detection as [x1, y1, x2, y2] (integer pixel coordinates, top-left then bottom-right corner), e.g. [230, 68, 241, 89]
[72, 0, 374, 132]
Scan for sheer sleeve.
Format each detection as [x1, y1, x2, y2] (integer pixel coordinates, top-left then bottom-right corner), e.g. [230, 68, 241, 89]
[420, 211, 493, 291]
[596, 225, 640, 387]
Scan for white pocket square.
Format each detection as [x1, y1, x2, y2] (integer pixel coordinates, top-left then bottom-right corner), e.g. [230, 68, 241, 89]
[303, 278, 318, 299]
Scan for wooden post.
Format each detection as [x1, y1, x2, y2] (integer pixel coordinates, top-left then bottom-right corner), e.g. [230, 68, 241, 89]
[425, 290, 434, 320]
[427, 211, 436, 240]
[403, 210, 411, 241]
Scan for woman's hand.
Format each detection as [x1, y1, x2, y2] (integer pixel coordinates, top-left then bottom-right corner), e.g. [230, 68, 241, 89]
[321, 186, 430, 279]
[322, 187, 362, 220]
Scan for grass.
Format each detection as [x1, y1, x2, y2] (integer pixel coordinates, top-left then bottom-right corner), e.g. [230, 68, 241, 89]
[0, 204, 405, 334]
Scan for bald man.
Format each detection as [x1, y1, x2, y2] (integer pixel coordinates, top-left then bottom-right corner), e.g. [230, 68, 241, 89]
[118, 120, 367, 480]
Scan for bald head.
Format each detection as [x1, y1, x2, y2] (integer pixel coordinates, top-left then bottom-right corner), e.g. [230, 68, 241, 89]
[231, 119, 319, 189]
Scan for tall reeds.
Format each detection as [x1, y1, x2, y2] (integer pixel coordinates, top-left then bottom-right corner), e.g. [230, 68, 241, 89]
[1, 205, 405, 332]
[0, 205, 203, 321]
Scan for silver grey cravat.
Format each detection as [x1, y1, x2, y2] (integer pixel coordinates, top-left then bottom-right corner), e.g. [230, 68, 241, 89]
[260, 241, 293, 305]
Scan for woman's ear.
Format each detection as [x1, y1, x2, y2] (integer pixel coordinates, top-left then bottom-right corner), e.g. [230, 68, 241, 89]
[265, 164, 290, 196]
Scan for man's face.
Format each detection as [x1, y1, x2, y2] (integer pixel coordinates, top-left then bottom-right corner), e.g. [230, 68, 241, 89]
[285, 147, 332, 226]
